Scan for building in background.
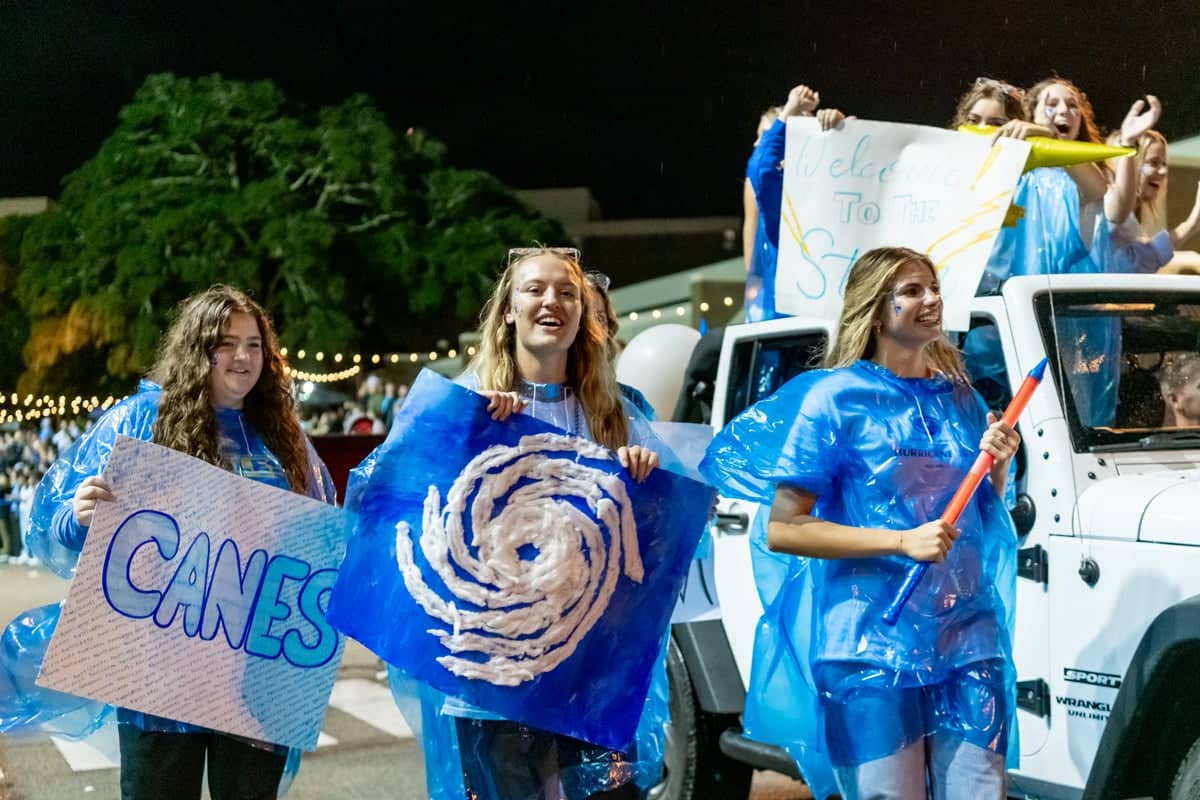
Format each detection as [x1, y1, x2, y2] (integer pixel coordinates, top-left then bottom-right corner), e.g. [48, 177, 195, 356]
[0, 197, 50, 218]
[518, 186, 748, 341]
[519, 187, 741, 289]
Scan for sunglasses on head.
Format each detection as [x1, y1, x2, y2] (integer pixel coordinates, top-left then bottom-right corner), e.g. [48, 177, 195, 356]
[974, 77, 1024, 100]
[506, 246, 582, 266]
[584, 271, 611, 292]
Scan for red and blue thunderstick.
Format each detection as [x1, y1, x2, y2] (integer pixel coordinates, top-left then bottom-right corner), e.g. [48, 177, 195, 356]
[881, 357, 1049, 626]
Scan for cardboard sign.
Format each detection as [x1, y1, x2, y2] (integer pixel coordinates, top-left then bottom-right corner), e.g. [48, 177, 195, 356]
[38, 437, 348, 751]
[775, 118, 1030, 330]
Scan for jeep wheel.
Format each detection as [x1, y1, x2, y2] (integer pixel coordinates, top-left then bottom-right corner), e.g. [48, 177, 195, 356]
[648, 638, 753, 800]
[1170, 736, 1200, 800]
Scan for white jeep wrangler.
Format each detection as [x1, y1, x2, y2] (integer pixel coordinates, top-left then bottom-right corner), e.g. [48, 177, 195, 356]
[656, 274, 1200, 800]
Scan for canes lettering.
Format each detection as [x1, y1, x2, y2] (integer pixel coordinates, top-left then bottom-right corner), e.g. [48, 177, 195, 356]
[101, 509, 339, 668]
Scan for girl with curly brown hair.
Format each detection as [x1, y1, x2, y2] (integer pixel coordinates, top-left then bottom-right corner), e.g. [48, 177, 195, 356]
[30, 284, 336, 800]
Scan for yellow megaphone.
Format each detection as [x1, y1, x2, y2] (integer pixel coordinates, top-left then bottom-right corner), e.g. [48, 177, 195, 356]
[958, 124, 1136, 172]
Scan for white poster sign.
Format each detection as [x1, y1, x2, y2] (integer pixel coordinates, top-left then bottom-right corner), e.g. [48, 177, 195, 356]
[38, 436, 348, 751]
[775, 118, 1030, 330]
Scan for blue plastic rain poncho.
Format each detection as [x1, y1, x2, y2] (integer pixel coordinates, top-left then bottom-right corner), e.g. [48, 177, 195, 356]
[0, 381, 336, 753]
[700, 360, 1019, 800]
[340, 370, 691, 800]
[979, 167, 1111, 292]
[746, 118, 788, 322]
[971, 167, 1121, 427]
[1107, 214, 1175, 275]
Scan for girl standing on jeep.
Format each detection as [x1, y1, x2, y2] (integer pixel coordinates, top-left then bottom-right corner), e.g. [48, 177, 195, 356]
[702, 247, 1021, 799]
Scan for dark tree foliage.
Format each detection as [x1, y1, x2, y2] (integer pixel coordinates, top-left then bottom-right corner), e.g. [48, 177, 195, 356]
[11, 73, 561, 396]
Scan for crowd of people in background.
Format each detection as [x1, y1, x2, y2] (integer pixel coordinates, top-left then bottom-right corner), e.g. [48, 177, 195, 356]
[0, 420, 83, 562]
[299, 374, 410, 435]
[0, 373, 411, 564]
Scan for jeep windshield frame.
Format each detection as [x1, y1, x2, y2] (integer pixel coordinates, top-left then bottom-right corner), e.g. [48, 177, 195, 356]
[1033, 289, 1200, 453]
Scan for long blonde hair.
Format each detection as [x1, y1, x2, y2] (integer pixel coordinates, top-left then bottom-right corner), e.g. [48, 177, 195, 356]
[1131, 129, 1169, 232]
[468, 249, 630, 450]
[824, 247, 967, 381]
[150, 285, 310, 494]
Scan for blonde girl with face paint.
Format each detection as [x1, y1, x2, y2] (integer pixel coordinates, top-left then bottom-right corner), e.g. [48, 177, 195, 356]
[703, 247, 1021, 800]
[1101, 128, 1200, 273]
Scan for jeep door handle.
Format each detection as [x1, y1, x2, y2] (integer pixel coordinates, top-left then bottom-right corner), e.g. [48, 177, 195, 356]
[715, 511, 750, 534]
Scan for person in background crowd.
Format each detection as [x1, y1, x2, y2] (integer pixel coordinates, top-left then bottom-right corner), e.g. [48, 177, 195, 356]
[360, 374, 385, 418]
[51, 421, 73, 454]
[380, 381, 399, 428]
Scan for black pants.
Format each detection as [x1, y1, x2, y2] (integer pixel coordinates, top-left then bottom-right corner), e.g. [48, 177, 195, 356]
[456, 718, 639, 800]
[117, 725, 286, 800]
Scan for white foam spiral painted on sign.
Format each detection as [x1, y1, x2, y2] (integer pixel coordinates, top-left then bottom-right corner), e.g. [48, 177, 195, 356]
[395, 432, 643, 686]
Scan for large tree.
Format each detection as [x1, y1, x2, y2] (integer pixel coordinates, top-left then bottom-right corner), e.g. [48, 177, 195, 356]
[0, 214, 32, 391]
[12, 73, 561, 396]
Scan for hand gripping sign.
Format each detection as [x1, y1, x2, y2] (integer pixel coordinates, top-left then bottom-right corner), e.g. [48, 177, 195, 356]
[37, 437, 349, 750]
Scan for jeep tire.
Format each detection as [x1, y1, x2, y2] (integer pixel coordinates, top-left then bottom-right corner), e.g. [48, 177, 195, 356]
[1170, 735, 1200, 800]
[648, 638, 753, 800]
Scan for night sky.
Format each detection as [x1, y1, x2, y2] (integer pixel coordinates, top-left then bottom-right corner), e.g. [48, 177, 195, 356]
[3, 1, 1200, 220]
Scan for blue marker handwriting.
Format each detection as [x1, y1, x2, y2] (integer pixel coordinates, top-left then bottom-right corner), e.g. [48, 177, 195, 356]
[832, 192, 941, 227]
[791, 227, 859, 301]
[787, 133, 967, 190]
[100, 509, 339, 669]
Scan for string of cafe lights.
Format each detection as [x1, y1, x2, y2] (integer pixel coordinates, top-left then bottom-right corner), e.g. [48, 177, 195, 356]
[278, 294, 732, 378]
[0, 393, 117, 425]
[0, 303, 726, 417]
[0, 346, 482, 420]
[280, 345, 480, 383]
[622, 296, 734, 323]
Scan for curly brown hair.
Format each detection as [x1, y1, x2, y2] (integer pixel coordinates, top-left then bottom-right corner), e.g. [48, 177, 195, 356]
[951, 79, 1026, 129]
[150, 285, 310, 494]
[468, 249, 630, 451]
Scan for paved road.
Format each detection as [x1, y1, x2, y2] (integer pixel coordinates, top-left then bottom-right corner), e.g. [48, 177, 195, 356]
[0, 561, 810, 800]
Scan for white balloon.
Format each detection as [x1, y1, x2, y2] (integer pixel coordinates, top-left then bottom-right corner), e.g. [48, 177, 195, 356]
[616, 323, 701, 420]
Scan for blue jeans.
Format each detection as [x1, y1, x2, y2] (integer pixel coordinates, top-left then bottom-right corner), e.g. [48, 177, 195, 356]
[833, 734, 1005, 800]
